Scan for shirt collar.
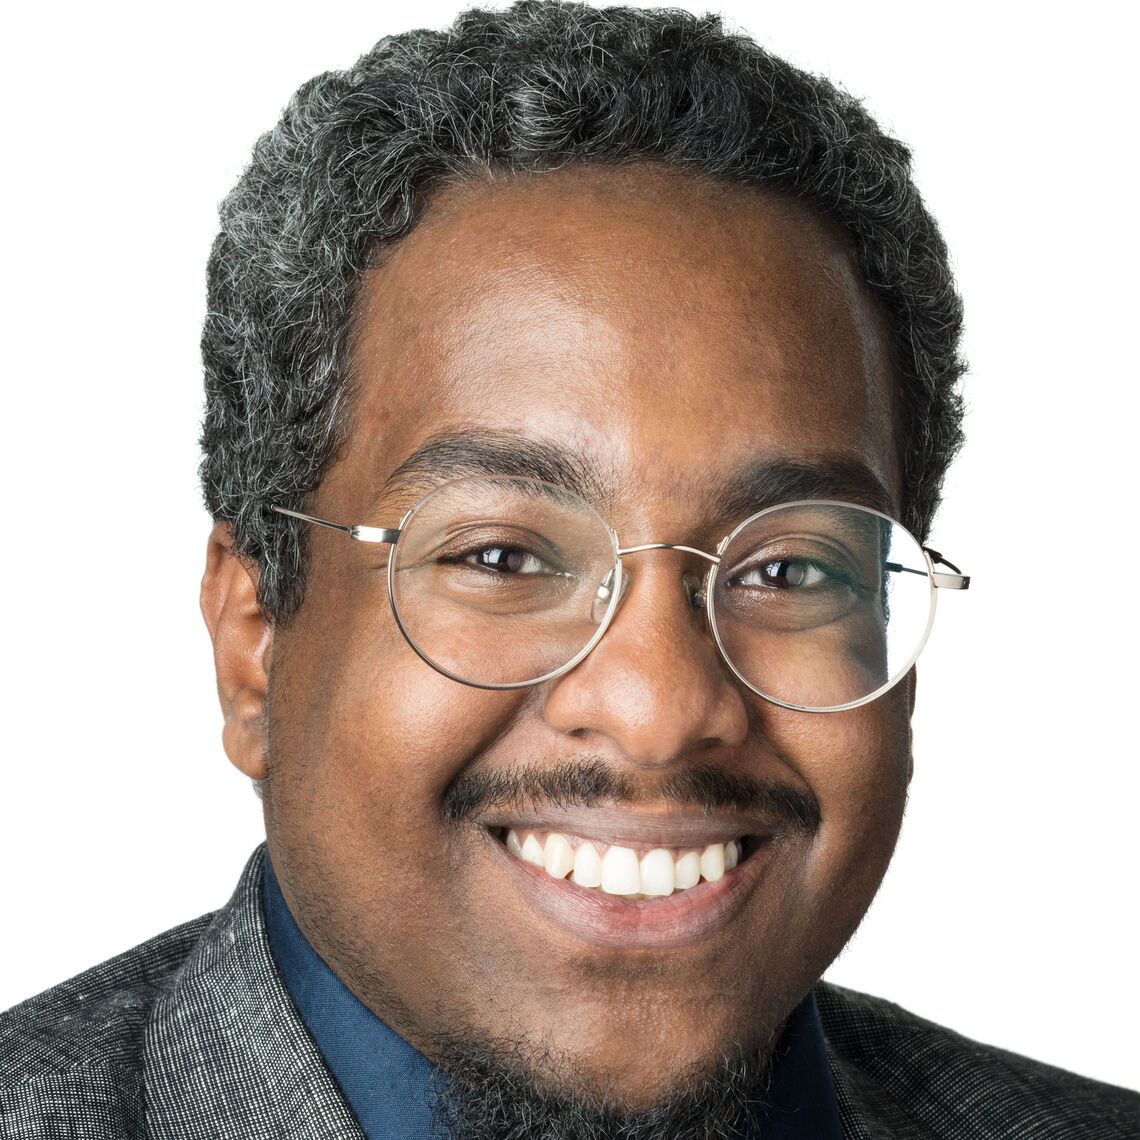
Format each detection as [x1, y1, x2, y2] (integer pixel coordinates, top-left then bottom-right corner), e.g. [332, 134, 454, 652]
[264, 857, 842, 1140]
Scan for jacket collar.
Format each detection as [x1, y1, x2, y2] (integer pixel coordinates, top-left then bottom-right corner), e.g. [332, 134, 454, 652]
[143, 846, 364, 1139]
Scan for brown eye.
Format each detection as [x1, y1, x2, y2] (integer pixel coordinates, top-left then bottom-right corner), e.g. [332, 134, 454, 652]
[737, 559, 829, 589]
[471, 547, 544, 574]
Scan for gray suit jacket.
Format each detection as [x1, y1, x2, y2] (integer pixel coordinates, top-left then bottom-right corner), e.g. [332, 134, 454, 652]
[2, 847, 1136, 1138]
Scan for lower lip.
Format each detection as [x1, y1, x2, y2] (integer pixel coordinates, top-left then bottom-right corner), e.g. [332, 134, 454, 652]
[490, 835, 775, 949]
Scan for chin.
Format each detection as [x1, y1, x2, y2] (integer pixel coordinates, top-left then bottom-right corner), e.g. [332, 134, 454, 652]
[426, 1006, 780, 1138]
[452, 975, 791, 1109]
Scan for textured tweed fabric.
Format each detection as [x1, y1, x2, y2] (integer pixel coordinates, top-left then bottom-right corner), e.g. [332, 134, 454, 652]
[817, 984, 1138, 1139]
[2, 847, 1136, 1138]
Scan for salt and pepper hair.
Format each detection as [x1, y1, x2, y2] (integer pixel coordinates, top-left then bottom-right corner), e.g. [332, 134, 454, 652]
[200, 0, 965, 623]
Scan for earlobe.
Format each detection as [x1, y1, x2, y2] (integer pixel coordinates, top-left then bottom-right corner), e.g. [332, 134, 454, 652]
[200, 522, 272, 781]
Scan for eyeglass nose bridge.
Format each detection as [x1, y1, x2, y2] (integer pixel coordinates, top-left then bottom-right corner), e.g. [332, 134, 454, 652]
[594, 542, 722, 622]
[616, 541, 722, 564]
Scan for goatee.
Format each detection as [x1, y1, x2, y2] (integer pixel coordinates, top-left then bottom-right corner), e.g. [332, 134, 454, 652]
[427, 1028, 777, 1140]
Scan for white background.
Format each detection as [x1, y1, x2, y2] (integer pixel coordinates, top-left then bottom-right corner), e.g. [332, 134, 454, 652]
[2, 0, 1136, 1093]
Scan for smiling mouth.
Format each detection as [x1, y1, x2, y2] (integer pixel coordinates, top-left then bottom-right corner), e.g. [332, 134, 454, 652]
[474, 804, 786, 948]
[503, 828, 750, 899]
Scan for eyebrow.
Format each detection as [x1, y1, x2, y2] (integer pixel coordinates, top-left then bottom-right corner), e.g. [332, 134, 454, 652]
[381, 430, 607, 505]
[380, 429, 896, 522]
[709, 456, 896, 521]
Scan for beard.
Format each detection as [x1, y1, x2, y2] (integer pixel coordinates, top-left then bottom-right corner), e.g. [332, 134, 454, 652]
[426, 1024, 779, 1140]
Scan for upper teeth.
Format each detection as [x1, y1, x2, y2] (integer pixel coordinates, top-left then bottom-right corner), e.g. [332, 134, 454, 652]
[505, 829, 742, 898]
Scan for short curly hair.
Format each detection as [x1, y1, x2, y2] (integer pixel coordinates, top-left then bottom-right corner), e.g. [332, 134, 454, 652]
[200, 0, 965, 623]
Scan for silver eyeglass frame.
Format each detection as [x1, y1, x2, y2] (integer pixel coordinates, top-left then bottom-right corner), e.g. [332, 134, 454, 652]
[273, 482, 969, 713]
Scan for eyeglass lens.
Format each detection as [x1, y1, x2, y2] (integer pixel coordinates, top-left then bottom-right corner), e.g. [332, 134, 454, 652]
[709, 503, 931, 709]
[388, 477, 933, 710]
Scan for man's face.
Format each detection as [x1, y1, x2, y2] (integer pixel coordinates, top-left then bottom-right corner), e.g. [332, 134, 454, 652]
[258, 166, 910, 1102]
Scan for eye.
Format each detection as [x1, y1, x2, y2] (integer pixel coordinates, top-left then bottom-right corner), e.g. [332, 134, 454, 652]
[420, 523, 577, 585]
[735, 558, 833, 589]
[466, 546, 554, 575]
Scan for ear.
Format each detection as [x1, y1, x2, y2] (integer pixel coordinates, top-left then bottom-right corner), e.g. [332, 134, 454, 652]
[200, 522, 272, 781]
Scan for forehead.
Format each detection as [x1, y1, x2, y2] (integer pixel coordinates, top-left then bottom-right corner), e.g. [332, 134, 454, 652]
[327, 165, 899, 526]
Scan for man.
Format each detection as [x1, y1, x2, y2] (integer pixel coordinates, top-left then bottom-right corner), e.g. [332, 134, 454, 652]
[2, 3, 1135, 1137]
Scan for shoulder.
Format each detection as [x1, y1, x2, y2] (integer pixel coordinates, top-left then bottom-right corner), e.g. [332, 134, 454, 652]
[0, 914, 212, 1137]
[816, 981, 1139, 1140]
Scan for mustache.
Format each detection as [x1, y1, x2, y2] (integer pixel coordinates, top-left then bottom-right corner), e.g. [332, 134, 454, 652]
[442, 758, 821, 835]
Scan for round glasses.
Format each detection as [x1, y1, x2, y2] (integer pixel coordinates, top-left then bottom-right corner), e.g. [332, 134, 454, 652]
[274, 476, 968, 712]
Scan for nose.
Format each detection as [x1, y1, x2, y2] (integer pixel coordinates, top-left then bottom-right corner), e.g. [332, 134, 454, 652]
[542, 553, 751, 768]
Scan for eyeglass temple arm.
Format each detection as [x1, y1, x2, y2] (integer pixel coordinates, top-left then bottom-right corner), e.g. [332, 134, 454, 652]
[272, 506, 401, 546]
[886, 549, 970, 591]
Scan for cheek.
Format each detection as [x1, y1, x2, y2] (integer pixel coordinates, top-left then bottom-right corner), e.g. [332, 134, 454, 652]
[766, 682, 912, 900]
[771, 676, 911, 791]
[262, 599, 536, 985]
[264, 573, 531, 852]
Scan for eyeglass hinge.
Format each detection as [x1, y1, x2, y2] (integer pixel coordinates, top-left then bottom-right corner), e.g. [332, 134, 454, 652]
[350, 525, 401, 545]
[923, 547, 969, 590]
[932, 570, 970, 590]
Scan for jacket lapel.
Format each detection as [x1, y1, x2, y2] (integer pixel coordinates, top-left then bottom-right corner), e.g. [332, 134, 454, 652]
[143, 847, 364, 1139]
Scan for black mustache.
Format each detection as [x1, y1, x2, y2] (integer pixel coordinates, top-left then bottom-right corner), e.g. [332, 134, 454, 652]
[443, 759, 820, 835]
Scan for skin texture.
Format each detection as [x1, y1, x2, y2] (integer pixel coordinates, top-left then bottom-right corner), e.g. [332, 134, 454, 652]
[201, 165, 913, 1107]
